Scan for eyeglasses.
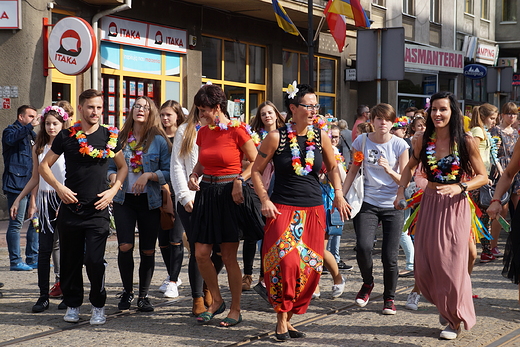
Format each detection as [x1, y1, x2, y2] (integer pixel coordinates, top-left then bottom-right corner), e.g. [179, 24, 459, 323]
[331, 135, 339, 139]
[133, 104, 150, 111]
[298, 103, 320, 111]
[504, 113, 518, 117]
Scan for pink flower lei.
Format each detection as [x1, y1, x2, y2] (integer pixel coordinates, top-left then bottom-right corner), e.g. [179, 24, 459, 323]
[41, 105, 69, 121]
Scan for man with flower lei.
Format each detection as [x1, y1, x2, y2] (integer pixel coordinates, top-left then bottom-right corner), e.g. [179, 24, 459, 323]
[251, 82, 348, 341]
[39, 89, 128, 325]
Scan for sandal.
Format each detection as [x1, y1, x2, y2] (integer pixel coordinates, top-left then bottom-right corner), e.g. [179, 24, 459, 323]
[220, 314, 242, 327]
[196, 301, 226, 324]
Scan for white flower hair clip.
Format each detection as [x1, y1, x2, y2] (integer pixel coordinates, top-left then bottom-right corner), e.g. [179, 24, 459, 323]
[41, 105, 69, 121]
[287, 81, 298, 99]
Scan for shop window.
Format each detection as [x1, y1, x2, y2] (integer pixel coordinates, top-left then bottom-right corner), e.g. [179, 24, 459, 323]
[503, 0, 517, 21]
[224, 41, 246, 83]
[319, 58, 335, 93]
[282, 51, 299, 87]
[399, 72, 437, 95]
[464, 77, 487, 102]
[165, 53, 181, 76]
[165, 81, 180, 103]
[201, 36, 222, 79]
[249, 45, 265, 84]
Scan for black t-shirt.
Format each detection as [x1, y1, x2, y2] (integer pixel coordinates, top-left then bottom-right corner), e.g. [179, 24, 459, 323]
[51, 125, 122, 206]
[270, 126, 323, 207]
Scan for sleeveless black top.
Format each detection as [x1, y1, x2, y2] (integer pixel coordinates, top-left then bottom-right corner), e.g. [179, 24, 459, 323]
[270, 125, 324, 207]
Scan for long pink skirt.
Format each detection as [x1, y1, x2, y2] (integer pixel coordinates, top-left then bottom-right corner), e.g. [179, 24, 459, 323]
[414, 187, 476, 330]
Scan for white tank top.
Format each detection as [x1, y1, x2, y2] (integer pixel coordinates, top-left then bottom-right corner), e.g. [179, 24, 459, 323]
[38, 144, 66, 191]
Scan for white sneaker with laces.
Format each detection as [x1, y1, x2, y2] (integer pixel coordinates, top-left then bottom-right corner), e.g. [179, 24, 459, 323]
[90, 306, 106, 325]
[311, 292, 321, 299]
[64, 306, 80, 323]
[331, 276, 345, 298]
[404, 292, 420, 310]
[440, 325, 461, 340]
[159, 276, 170, 293]
[176, 278, 183, 287]
[163, 282, 179, 298]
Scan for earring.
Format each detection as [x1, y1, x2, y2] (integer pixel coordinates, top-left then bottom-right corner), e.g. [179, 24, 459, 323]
[215, 115, 220, 126]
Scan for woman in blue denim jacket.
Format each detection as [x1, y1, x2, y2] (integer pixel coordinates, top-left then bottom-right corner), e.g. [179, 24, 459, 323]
[108, 96, 172, 312]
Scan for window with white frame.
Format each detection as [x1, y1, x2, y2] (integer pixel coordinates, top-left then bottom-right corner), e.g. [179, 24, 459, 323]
[403, 0, 414, 14]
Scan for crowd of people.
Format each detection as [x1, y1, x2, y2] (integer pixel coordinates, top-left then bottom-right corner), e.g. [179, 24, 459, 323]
[2, 84, 520, 341]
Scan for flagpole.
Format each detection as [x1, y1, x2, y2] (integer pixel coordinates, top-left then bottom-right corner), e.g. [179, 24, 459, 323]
[308, 0, 314, 88]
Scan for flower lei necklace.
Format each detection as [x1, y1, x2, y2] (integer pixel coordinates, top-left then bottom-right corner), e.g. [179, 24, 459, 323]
[68, 120, 118, 159]
[425, 132, 460, 182]
[128, 131, 143, 173]
[286, 122, 315, 176]
[251, 129, 268, 147]
[485, 127, 499, 164]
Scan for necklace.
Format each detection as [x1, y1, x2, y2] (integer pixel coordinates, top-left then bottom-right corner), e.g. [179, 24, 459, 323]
[425, 132, 460, 182]
[485, 127, 499, 164]
[69, 121, 118, 159]
[251, 129, 268, 147]
[128, 131, 143, 173]
[286, 123, 315, 176]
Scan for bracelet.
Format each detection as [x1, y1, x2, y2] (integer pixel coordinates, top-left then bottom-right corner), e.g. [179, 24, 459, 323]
[190, 172, 199, 179]
[236, 174, 245, 183]
[490, 199, 501, 204]
[334, 188, 342, 191]
[398, 185, 406, 189]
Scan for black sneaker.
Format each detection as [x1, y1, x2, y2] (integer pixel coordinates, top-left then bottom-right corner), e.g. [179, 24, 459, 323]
[32, 296, 50, 313]
[117, 291, 134, 310]
[58, 300, 67, 310]
[337, 260, 353, 271]
[137, 297, 154, 312]
[253, 282, 269, 303]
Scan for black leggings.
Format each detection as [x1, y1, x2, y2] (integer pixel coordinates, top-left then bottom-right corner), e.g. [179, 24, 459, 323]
[158, 198, 185, 282]
[176, 201, 223, 298]
[114, 194, 160, 298]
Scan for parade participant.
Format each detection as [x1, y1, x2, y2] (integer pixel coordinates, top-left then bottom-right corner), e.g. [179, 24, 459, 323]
[343, 103, 409, 315]
[488, 102, 519, 257]
[157, 100, 186, 298]
[10, 105, 69, 312]
[110, 96, 171, 312]
[395, 91, 487, 339]
[251, 83, 348, 340]
[242, 101, 285, 292]
[2, 105, 39, 271]
[188, 84, 260, 327]
[469, 103, 500, 264]
[171, 105, 223, 316]
[39, 89, 127, 325]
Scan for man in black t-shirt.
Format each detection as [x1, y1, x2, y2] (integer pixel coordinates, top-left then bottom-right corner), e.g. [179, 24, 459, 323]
[39, 89, 127, 325]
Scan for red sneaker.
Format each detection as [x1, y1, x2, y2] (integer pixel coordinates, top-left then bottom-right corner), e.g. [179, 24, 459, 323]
[355, 282, 374, 307]
[49, 282, 62, 298]
[491, 247, 503, 258]
[480, 252, 496, 263]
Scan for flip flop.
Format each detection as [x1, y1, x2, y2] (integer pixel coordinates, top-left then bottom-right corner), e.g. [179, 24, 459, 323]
[220, 314, 242, 327]
[196, 301, 226, 324]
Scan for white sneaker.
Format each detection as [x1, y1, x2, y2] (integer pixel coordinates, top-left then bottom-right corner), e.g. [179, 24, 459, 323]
[64, 306, 80, 323]
[404, 292, 420, 310]
[163, 282, 179, 298]
[177, 278, 182, 287]
[158, 276, 170, 293]
[331, 276, 345, 298]
[90, 306, 106, 325]
[312, 292, 321, 299]
[440, 325, 461, 340]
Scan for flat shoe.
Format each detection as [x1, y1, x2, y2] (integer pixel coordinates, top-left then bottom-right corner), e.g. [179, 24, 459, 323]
[220, 314, 242, 327]
[196, 301, 226, 324]
[288, 329, 306, 338]
[275, 325, 290, 341]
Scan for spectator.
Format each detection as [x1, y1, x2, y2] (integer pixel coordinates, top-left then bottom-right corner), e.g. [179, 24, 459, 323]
[2, 105, 39, 271]
[352, 105, 370, 142]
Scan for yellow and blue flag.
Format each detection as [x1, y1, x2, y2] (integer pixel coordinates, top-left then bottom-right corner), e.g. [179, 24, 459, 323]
[272, 0, 299, 36]
[328, 0, 371, 28]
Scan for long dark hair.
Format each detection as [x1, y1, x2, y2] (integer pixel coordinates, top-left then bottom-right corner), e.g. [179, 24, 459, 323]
[35, 108, 70, 155]
[250, 101, 285, 131]
[284, 83, 315, 122]
[420, 91, 473, 178]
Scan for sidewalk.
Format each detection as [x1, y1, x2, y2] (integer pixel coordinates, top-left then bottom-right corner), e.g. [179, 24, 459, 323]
[0, 220, 519, 346]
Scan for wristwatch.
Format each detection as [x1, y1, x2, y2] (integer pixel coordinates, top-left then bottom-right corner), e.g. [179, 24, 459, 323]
[458, 182, 468, 193]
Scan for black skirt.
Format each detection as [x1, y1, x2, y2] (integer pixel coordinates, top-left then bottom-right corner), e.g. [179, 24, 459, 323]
[191, 181, 264, 244]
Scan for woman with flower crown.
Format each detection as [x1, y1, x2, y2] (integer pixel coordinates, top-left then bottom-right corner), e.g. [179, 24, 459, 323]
[342, 103, 409, 316]
[251, 83, 348, 341]
[241, 101, 285, 293]
[395, 91, 487, 340]
[11, 105, 70, 313]
[187, 84, 261, 327]
[108, 96, 172, 313]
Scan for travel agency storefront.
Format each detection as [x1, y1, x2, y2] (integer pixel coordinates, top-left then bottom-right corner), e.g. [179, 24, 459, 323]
[398, 44, 464, 114]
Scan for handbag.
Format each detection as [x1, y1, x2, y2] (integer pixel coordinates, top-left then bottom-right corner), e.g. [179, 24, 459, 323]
[327, 209, 344, 236]
[160, 184, 175, 230]
[479, 184, 509, 208]
[345, 134, 367, 218]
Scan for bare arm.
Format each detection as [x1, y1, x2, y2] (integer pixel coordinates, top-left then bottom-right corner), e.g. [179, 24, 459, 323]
[394, 134, 422, 209]
[10, 147, 40, 219]
[39, 150, 78, 204]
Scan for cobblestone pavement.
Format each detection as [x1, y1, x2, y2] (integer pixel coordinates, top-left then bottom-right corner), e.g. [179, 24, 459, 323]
[0, 220, 520, 346]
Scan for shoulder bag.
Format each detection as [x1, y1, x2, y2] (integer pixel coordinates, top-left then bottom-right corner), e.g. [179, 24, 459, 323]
[345, 133, 366, 219]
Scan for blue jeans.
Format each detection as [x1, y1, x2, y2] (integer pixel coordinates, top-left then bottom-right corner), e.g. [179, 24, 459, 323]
[6, 192, 38, 267]
[353, 202, 404, 300]
[327, 235, 341, 263]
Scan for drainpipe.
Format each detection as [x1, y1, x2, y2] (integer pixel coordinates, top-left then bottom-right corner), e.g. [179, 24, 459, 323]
[91, 0, 132, 90]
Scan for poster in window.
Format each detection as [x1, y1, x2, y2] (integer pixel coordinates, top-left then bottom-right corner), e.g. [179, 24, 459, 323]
[123, 81, 127, 95]
[129, 81, 136, 96]
[138, 82, 144, 96]
[108, 96, 115, 112]
[123, 97, 127, 113]
[108, 79, 115, 94]
[108, 115, 115, 126]
[147, 83, 154, 98]
[129, 98, 135, 110]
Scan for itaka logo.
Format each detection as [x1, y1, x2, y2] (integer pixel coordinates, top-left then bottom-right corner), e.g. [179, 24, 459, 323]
[155, 30, 163, 45]
[57, 30, 82, 57]
[108, 22, 117, 37]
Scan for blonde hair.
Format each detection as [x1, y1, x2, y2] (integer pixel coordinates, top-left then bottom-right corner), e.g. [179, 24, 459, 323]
[357, 122, 374, 134]
[470, 103, 498, 130]
[179, 105, 200, 158]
